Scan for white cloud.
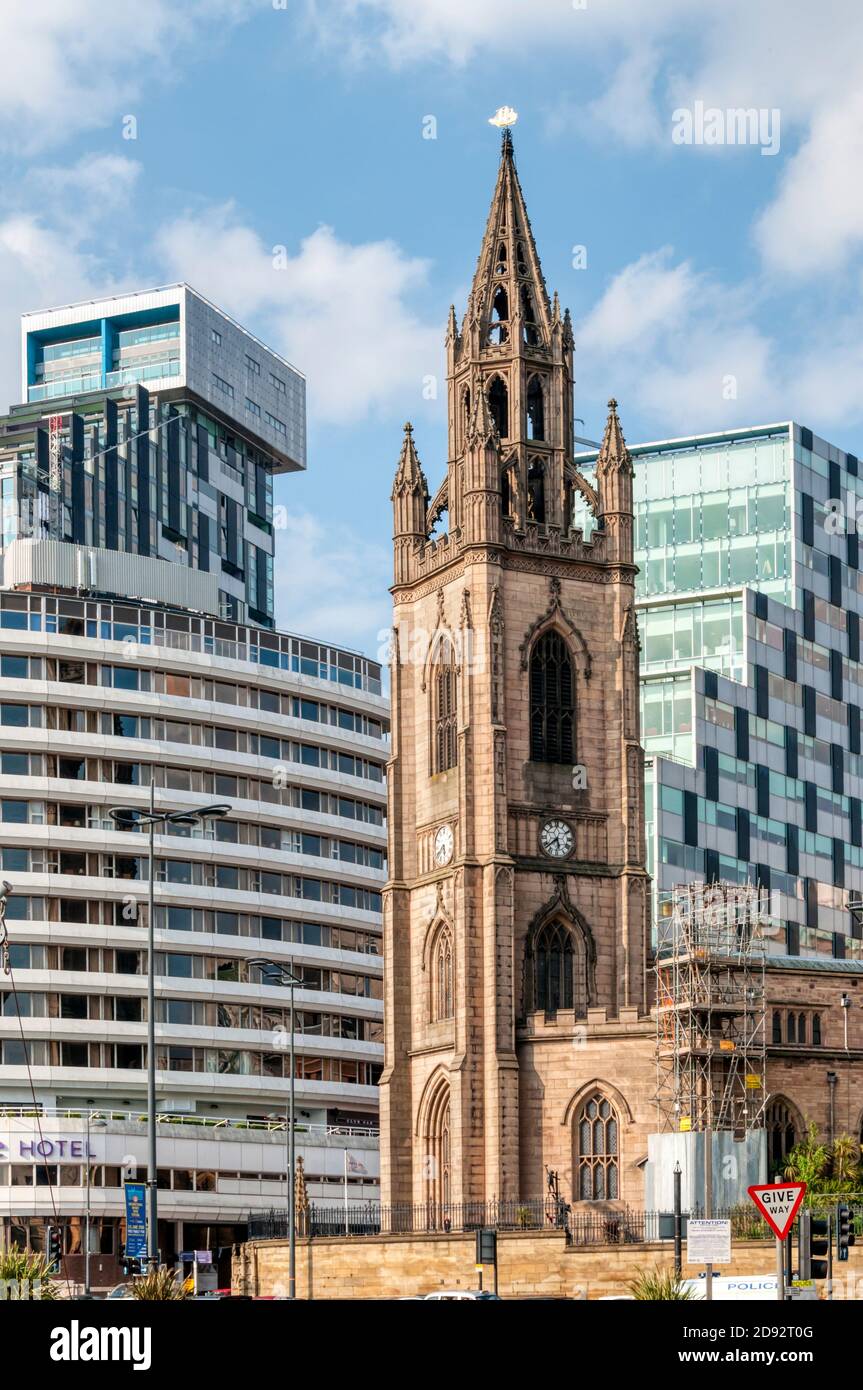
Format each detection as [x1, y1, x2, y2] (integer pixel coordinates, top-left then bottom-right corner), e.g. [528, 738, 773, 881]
[578, 242, 863, 439]
[585, 47, 664, 149]
[305, 0, 690, 69]
[0, 215, 128, 409]
[577, 249, 776, 435]
[273, 509, 391, 655]
[0, 0, 258, 152]
[155, 204, 441, 425]
[311, 0, 863, 282]
[754, 91, 863, 276]
[26, 154, 142, 231]
[578, 248, 699, 353]
[0, 151, 144, 407]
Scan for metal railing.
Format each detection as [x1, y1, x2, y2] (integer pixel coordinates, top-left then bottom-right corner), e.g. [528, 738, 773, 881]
[248, 1201, 777, 1244]
[0, 1105, 378, 1139]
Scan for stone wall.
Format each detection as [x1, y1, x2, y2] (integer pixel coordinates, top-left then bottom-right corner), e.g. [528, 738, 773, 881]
[234, 1230, 863, 1300]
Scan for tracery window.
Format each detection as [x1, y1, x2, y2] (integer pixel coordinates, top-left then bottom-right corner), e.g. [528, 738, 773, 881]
[575, 1093, 619, 1200]
[431, 923, 454, 1021]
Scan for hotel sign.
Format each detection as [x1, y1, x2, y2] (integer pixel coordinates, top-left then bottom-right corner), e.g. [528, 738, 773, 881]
[0, 1137, 97, 1160]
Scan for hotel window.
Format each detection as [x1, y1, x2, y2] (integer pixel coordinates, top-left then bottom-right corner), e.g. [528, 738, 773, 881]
[211, 329, 222, 346]
[245, 398, 261, 419]
[246, 355, 261, 376]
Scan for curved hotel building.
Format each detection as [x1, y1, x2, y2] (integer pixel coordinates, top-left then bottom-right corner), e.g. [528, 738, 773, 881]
[0, 287, 386, 1285]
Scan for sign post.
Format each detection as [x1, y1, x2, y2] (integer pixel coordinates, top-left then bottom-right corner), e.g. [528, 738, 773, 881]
[747, 1182, 807, 1302]
[124, 1181, 148, 1271]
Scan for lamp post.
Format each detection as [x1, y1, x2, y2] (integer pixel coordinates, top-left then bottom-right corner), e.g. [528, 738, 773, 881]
[109, 792, 230, 1270]
[841, 992, 852, 1132]
[249, 957, 301, 1300]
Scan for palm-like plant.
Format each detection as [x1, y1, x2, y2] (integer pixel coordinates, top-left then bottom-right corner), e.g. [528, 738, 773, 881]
[0, 1243, 58, 1299]
[627, 1267, 698, 1301]
[831, 1133, 862, 1185]
[130, 1267, 190, 1300]
[783, 1123, 862, 1200]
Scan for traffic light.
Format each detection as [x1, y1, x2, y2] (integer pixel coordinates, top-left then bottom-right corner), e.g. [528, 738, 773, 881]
[797, 1210, 829, 1280]
[837, 1205, 856, 1263]
[46, 1225, 62, 1272]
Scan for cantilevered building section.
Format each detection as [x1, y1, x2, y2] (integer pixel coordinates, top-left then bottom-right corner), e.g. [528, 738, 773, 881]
[8, 284, 306, 629]
[577, 421, 863, 964]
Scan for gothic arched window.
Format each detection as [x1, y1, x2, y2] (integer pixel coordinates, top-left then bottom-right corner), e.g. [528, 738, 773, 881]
[529, 630, 574, 763]
[495, 242, 507, 275]
[431, 638, 457, 774]
[489, 286, 509, 345]
[813, 1013, 822, 1046]
[534, 920, 573, 1015]
[797, 1013, 807, 1045]
[575, 1092, 619, 1200]
[526, 376, 545, 441]
[488, 376, 508, 438]
[766, 1098, 798, 1174]
[772, 1010, 782, 1044]
[786, 1012, 796, 1044]
[422, 1077, 451, 1224]
[527, 458, 546, 524]
[431, 923, 454, 1022]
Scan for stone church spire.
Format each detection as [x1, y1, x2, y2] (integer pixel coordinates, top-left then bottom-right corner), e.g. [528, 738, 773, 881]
[467, 128, 553, 348]
[444, 128, 577, 541]
[380, 128, 648, 1219]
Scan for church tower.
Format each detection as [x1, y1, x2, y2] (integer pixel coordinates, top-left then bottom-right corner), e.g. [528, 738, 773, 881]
[380, 131, 651, 1212]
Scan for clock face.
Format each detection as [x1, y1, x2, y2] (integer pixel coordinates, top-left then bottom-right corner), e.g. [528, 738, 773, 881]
[540, 819, 574, 860]
[434, 823, 454, 866]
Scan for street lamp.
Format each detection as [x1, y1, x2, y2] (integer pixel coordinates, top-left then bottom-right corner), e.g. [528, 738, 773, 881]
[109, 793, 230, 1270]
[249, 957, 302, 1301]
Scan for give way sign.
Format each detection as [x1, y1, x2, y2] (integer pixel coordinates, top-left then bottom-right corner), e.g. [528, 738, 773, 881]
[747, 1182, 807, 1239]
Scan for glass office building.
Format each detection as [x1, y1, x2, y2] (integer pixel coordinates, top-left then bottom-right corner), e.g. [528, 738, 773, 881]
[576, 422, 863, 962]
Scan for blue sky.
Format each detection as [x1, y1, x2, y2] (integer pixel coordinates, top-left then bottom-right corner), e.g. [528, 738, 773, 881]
[2, 0, 863, 659]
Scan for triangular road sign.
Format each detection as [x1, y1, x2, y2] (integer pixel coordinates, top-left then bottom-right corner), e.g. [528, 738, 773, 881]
[747, 1182, 807, 1240]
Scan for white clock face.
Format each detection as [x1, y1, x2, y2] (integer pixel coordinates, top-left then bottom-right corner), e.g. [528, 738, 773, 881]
[540, 819, 573, 859]
[434, 823, 454, 866]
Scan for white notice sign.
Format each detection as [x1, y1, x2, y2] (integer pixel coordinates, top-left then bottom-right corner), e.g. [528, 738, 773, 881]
[686, 1218, 732, 1265]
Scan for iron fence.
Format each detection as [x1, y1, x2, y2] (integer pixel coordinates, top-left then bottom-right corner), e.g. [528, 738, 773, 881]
[247, 1200, 780, 1244]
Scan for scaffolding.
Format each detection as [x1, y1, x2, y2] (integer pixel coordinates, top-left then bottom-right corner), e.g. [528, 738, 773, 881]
[655, 882, 769, 1135]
